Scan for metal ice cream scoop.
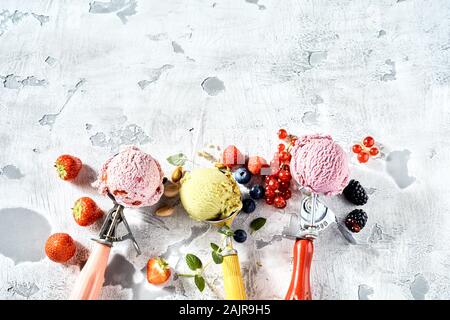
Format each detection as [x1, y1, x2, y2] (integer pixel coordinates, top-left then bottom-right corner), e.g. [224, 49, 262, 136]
[283, 194, 335, 300]
[70, 192, 141, 300]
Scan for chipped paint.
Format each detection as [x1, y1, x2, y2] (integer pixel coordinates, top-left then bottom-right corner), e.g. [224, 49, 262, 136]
[201, 77, 225, 96]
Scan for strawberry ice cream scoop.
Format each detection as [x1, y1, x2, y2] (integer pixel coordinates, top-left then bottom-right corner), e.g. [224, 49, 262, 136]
[290, 134, 349, 196]
[93, 146, 164, 207]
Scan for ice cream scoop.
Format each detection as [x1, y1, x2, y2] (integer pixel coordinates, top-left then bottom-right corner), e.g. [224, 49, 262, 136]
[290, 134, 349, 196]
[93, 146, 164, 208]
[179, 167, 242, 221]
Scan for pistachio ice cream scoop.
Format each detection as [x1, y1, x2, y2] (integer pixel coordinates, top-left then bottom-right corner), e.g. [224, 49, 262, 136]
[179, 167, 242, 221]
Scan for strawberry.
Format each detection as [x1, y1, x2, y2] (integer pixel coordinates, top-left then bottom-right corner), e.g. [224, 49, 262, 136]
[222, 145, 245, 168]
[45, 233, 76, 263]
[247, 156, 268, 175]
[55, 155, 82, 180]
[72, 197, 103, 226]
[146, 257, 171, 285]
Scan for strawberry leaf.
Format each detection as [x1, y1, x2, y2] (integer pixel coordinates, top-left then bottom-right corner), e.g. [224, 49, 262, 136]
[250, 217, 267, 233]
[194, 275, 205, 292]
[186, 253, 202, 271]
[167, 153, 188, 166]
[210, 243, 219, 251]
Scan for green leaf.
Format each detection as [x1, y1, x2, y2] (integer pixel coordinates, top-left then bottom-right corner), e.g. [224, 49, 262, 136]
[210, 243, 219, 251]
[218, 225, 234, 237]
[194, 275, 205, 292]
[250, 217, 267, 233]
[167, 153, 188, 166]
[185, 254, 202, 271]
[212, 251, 224, 264]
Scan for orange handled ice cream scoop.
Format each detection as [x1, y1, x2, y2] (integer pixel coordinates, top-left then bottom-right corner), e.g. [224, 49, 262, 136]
[283, 195, 335, 300]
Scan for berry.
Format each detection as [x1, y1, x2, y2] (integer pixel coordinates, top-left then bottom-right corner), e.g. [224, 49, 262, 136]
[222, 145, 244, 167]
[147, 257, 171, 285]
[281, 189, 292, 200]
[278, 144, 285, 152]
[344, 209, 368, 233]
[233, 167, 252, 184]
[369, 147, 379, 156]
[274, 196, 286, 209]
[278, 129, 288, 140]
[278, 170, 291, 182]
[233, 229, 247, 243]
[242, 198, 256, 214]
[265, 197, 274, 205]
[247, 156, 268, 175]
[72, 197, 104, 226]
[264, 186, 275, 198]
[363, 136, 375, 148]
[352, 144, 362, 154]
[45, 233, 76, 263]
[266, 177, 279, 190]
[278, 181, 290, 192]
[249, 185, 265, 200]
[55, 155, 82, 180]
[357, 152, 369, 163]
[343, 179, 368, 205]
[279, 151, 291, 162]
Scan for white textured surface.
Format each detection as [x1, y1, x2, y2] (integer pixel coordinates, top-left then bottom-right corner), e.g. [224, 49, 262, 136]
[0, 0, 449, 300]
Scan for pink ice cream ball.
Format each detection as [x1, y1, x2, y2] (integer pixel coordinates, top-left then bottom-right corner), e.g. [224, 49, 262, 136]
[93, 146, 164, 207]
[290, 134, 349, 196]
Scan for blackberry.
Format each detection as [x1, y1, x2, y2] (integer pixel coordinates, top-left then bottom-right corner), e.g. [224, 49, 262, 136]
[344, 209, 368, 233]
[343, 179, 368, 205]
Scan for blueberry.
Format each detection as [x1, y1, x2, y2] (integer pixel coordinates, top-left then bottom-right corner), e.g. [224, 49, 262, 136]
[233, 229, 247, 243]
[242, 198, 256, 214]
[249, 184, 265, 200]
[234, 167, 252, 184]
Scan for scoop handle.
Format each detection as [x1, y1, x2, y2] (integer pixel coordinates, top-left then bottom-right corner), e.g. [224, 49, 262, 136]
[222, 254, 246, 300]
[285, 239, 313, 300]
[69, 242, 111, 300]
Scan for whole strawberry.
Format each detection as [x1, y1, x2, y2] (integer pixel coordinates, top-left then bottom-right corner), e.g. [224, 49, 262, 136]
[45, 233, 77, 263]
[222, 145, 245, 168]
[72, 197, 103, 226]
[55, 155, 82, 180]
[147, 257, 171, 285]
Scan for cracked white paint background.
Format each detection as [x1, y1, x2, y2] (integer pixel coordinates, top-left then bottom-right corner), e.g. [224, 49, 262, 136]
[0, 0, 449, 300]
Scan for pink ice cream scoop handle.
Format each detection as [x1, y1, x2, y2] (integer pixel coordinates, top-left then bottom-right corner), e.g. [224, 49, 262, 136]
[69, 242, 111, 300]
[285, 239, 314, 300]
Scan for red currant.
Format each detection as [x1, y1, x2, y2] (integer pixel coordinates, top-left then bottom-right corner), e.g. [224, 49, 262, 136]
[279, 151, 291, 162]
[278, 170, 291, 182]
[278, 129, 288, 140]
[281, 190, 292, 200]
[363, 136, 375, 148]
[264, 186, 275, 198]
[369, 147, 379, 156]
[352, 144, 362, 154]
[278, 143, 285, 152]
[357, 152, 370, 163]
[267, 177, 279, 190]
[265, 197, 275, 205]
[265, 175, 272, 184]
[278, 181, 290, 192]
[274, 196, 287, 209]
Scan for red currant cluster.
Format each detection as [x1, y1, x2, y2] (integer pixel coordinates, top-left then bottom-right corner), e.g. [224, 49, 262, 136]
[352, 136, 379, 163]
[263, 129, 297, 209]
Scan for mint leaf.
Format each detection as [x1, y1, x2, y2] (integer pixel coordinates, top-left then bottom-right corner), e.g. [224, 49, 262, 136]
[194, 275, 205, 292]
[167, 153, 188, 166]
[212, 251, 224, 264]
[185, 254, 202, 271]
[210, 243, 219, 251]
[250, 217, 267, 233]
[218, 225, 234, 237]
